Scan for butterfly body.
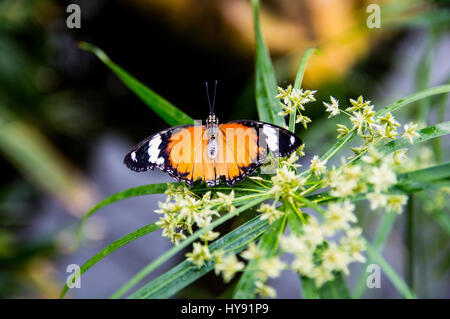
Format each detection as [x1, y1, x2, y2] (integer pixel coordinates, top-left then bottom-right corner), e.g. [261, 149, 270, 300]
[124, 113, 302, 186]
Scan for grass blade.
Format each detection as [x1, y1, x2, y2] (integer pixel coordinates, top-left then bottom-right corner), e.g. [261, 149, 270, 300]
[74, 183, 175, 248]
[252, 0, 284, 126]
[290, 48, 317, 132]
[111, 196, 269, 298]
[60, 222, 160, 299]
[366, 243, 417, 299]
[130, 216, 269, 299]
[353, 211, 397, 298]
[79, 42, 193, 126]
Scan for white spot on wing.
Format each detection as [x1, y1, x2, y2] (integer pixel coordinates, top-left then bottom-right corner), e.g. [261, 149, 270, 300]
[263, 125, 279, 152]
[131, 151, 137, 161]
[290, 136, 295, 145]
[147, 135, 162, 163]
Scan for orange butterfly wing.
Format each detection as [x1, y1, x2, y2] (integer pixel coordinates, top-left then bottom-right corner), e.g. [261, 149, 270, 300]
[124, 120, 301, 186]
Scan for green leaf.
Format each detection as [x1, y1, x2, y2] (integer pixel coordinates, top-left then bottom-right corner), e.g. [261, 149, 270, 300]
[75, 183, 175, 248]
[394, 161, 450, 193]
[290, 48, 317, 132]
[353, 211, 397, 298]
[111, 196, 270, 298]
[398, 161, 450, 185]
[60, 222, 160, 299]
[252, 0, 284, 126]
[79, 42, 193, 126]
[366, 243, 417, 299]
[377, 84, 450, 117]
[233, 214, 287, 298]
[130, 216, 269, 299]
[316, 273, 351, 299]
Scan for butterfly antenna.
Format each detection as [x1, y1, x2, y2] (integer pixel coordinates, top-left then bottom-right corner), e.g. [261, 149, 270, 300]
[205, 81, 218, 114]
[211, 80, 217, 114]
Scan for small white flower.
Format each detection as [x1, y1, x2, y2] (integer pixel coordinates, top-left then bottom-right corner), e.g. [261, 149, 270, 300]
[347, 96, 371, 112]
[240, 242, 264, 260]
[321, 242, 351, 275]
[312, 265, 334, 288]
[258, 203, 284, 224]
[200, 230, 220, 242]
[310, 155, 327, 177]
[403, 122, 420, 144]
[367, 192, 388, 210]
[387, 194, 408, 214]
[186, 242, 212, 268]
[368, 163, 397, 193]
[280, 235, 310, 255]
[302, 218, 324, 249]
[255, 281, 277, 298]
[350, 111, 366, 135]
[323, 96, 340, 117]
[323, 201, 356, 236]
[214, 191, 235, 211]
[270, 166, 307, 201]
[336, 124, 350, 139]
[340, 228, 366, 263]
[291, 254, 315, 276]
[259, 257, 286, 278]
[214, 254, 245, 283]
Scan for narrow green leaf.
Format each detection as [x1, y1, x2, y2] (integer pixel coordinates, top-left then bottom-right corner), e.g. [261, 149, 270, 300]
[60, 222, 160, 299]
[299, 277, 320, 299]
[252, 0, 284, 126]
[366, 243, 417, 299]
[377, 84, 450, 117]
[233, 214, 287, 298]
[79, 42, 194, 126]
[398, 161, 450, 185]
[353, 211, 397, 298]
[316, 273, 351, 299]
[254, 67, 272, 123]
[74, 183, 174, 248]
[130, 216, 269, 299]
[290, 48, 317, 132]
[111, 196, 270, 299]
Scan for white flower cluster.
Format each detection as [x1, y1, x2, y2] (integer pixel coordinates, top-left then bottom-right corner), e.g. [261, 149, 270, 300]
[156, 184, 234, 246]
[322, 96, 420, 155]
[276, 85, 316, 128]
[213, 242, 285, 298]
[280, 203, 366, 288]
[326, 147, 409, 214]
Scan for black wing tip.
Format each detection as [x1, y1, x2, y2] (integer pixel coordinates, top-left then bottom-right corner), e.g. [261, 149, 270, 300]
[123, 151, 154, 172]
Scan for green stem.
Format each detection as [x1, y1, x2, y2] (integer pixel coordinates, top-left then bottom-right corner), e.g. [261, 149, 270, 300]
[406, 194, 414, 290]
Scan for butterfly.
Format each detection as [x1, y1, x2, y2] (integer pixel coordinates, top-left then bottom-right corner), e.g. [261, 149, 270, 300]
[124, 83, 302, 186]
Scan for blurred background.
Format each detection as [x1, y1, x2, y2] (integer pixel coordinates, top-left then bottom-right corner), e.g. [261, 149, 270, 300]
[0, 0, 449, 298]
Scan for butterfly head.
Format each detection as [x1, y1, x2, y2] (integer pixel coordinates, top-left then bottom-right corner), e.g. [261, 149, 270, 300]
[206, 113, 219, 127]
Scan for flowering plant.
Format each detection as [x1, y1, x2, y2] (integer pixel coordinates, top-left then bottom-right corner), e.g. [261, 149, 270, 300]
[60, 0, 450, 299]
